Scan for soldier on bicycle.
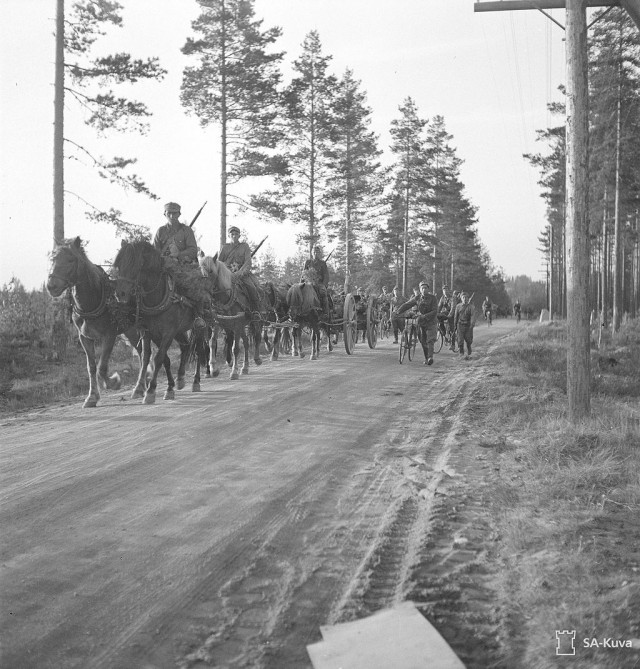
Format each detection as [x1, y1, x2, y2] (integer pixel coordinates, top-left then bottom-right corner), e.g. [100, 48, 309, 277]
[437, 285, 452, 338]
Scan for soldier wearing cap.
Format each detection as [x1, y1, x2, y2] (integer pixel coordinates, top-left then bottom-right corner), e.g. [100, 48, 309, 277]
[219, 225, 262, 311]
[454, 291, 477, 359]
[303, 244, 330, 314]
[396, 280, 439, 365]
[153, 202, 198, 264]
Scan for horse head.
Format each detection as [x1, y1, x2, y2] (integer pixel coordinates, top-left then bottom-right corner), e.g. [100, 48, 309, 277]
[47, 237, 99, 297]
[112, 239, 161, 303]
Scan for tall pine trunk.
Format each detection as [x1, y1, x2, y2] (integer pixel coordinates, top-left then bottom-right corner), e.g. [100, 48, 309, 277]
[219, 0, 228, 247]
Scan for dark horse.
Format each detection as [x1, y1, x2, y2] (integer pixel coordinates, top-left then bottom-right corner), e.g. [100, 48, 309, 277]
[112, 240, 204, 404]
[286, 282, 326, 360]
[199, 255, 262, 379]
[46, 237, 142, 408]
[261, 281, 292, 361]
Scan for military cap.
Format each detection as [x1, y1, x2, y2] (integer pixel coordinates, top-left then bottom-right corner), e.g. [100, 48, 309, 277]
[228, 226, 241, 235]
[419, 280, 430, 288]
[164, 202, 181, 213]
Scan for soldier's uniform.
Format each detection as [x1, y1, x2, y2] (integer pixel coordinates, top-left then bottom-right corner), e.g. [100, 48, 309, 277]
[437, 289, 452, 337]
[153, 202, 198, 264]
[303, 247, 330, 314]
[219, 226, 262, 312]
[397, 281, 439, 364]
[154, 202, 204, 328]
[454, 293, 476, 359]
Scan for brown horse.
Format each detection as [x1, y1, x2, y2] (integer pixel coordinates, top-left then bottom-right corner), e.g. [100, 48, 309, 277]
[199, 255, 263, 379]
[112, 240, 205, 404]
[286, 282, 324, 360]
[46, 237, 142, 408]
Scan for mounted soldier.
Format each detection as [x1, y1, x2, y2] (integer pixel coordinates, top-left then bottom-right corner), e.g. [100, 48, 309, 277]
[153, 201, 206, 328]
[218, 226, 263, 314]
[303, 244, 330, 315]
[153, 202, 198, 266]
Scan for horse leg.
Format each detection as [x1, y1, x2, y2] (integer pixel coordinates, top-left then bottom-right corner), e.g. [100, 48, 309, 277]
[253, 322, 263, 366]
[97, 333, 122, 391]
[173, 332, 188, 390]
[297, 327, 306, 359]
[263, 326, 272, 353]
[132, 334, 151, 399]
[79, 333, 100, 408]
[225, 330, 234, 368]
[229, 334, 241, 380]
[311, 325, 320, 360]
[242, 330, 251, 375]
[145, 336, 173, 403]
[270, 328, 280, 361]
[191, 329, 207, 392]
[209, 327, 221, 378]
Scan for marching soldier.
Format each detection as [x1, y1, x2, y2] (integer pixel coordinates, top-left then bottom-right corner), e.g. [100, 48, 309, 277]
[454, 291, 477, 359]
[396, 280, 439, 365]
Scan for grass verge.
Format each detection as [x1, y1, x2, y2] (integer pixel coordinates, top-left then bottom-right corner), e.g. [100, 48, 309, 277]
[475, 320, 640, 668]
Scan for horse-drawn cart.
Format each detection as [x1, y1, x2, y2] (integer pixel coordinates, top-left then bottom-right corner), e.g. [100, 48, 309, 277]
[326, 292, 359, 354]
[354, 296, 380, 350]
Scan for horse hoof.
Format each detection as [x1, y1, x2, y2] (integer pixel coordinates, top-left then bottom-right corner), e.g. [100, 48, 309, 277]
[144, 392, 156, 404]
[211, 370, 220, 378]
[254, 357, 263, 366]
[108, 372, 122, 390]
[163, 389, 175, 400]
[177, 377, 186, 390]
[293, 351, 299, 357]
[192, 382, 201, 392]
[82, 398, 98, 408]
[131, 387, 145, 399]
[230, 371, 239, 380]
[270, 353, 279, 362]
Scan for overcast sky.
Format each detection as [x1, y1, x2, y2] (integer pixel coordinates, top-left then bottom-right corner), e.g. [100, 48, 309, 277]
[0, 0, 569, 290]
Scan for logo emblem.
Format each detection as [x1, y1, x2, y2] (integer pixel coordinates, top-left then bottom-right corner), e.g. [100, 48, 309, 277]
[556, 630, 576, 656]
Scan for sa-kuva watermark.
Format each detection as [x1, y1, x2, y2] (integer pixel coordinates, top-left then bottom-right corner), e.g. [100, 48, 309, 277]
[556, 630, 635, 656]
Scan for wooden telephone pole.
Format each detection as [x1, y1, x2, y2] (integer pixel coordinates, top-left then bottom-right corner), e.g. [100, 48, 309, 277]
[474, 0, 598, 420]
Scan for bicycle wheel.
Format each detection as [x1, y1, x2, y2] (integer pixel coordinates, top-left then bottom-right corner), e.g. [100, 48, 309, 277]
[434, 329, 444, 354]
[407, 325, 417, 361]
[399, 329, 408, 363]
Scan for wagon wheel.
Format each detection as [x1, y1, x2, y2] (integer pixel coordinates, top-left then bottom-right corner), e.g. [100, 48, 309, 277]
[343, 293, 357, 355]
[366, 297, 378, 349]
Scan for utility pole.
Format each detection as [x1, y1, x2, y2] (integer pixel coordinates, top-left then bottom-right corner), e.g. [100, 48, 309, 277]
[475, 0, 594, 420]
[53, 0, 64, 247]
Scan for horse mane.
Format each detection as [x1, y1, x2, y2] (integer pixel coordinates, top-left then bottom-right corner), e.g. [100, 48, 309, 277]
[113, 240, 162, 277]
[55, 237, 106, 291]
[199, 255, 233, 291]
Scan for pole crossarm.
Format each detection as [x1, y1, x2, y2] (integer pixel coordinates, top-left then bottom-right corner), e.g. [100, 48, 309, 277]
[474, 1, 618, 10]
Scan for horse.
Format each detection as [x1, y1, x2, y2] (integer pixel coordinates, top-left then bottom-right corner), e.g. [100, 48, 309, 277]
[286, 282, 326, 360]
[112, 240, 205, 404]
[261, 280, 292, 361]
[46, 236, 142, 408]
[198, 255, 263, 379]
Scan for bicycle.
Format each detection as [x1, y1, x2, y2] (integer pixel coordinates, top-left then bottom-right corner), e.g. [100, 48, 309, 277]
[434, 323, 454, 353]
[399, 316, 419, 364]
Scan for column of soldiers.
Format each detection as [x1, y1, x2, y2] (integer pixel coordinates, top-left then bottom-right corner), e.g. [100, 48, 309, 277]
[152, 200, 478, 361]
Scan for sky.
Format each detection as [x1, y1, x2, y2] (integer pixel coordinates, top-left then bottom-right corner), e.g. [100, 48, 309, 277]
[0, 0, 571, 290]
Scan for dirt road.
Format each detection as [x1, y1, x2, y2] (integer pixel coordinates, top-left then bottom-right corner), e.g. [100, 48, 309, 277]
[1, 319, 518, 668]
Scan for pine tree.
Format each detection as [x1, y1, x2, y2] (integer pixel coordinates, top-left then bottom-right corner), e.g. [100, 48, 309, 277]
[388, 97, 429, 294]
[56, 0, 166, 241]
[181, 0, 286, 246]
[267, 31, 337, 256]
[324, 68, 385, 284]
